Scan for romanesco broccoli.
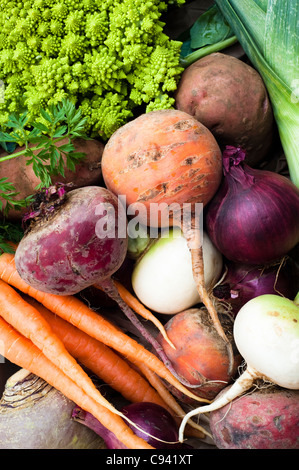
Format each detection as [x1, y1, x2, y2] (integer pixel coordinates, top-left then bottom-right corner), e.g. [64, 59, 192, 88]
[0, 0, 185, 139]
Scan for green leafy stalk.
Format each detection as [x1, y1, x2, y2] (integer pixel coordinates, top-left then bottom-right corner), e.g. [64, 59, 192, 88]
[0, 99, 89, 189]
[179, 4, 238, 67]
[180, 36, 238, 68]
[215, 0, 299, 188]
[0, 99, 90, 252]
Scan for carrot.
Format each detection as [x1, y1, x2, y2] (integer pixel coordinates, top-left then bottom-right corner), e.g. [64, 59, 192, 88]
[94, 279, 176, 350]
[0, 278, 123, 418]
[25, 295, 173, 409]
[0, 315, 153, 449]
[0, 253, 209, 404]
[27, 296, 210, 440]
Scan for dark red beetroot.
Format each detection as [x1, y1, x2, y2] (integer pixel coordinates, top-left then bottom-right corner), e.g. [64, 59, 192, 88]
[156, 308, 242, 402]
[15, 185, 128, 295]
[14, 186, 200, 381]
[209, 385, 299, 449]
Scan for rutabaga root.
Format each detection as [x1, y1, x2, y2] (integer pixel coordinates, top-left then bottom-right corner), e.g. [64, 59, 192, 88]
[178, 367, 259, 442]
[97, 277, 202, 389]
[182, 221, 234, 376]
[0, 369, 106, 449]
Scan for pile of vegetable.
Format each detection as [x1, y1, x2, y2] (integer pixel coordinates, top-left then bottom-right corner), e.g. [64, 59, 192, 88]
[0, 0, 299, 451]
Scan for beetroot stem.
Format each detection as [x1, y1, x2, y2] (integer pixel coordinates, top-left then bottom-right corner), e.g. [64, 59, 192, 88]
[96, 277, 201, 389]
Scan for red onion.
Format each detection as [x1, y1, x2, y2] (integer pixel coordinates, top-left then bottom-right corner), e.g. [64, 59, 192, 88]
[121, 402, 181, 449]
[72, 402, 182, 449]
[205, 146, 299, 265]
[213, 258, 299, 316]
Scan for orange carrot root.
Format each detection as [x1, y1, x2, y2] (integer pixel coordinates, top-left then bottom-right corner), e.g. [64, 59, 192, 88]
[26, 295, 175, 409]
[0, 315, 153, 449]
[0, 253, 210, 404]
[0, 278, 121, 417]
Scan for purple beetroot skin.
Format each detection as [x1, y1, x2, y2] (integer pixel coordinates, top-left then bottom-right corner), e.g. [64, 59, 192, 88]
[15, 186, 128, 295]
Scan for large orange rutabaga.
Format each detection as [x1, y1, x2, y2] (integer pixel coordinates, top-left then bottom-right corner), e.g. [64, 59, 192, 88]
[101, 110, 233, 369]
[101, 109, 222, 227]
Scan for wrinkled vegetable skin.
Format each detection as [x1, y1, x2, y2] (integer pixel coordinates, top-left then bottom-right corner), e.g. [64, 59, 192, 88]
[15, 186, 127, 295]
[210, 386, 299, 449]
[175, 53, 274, 166]
[101, 109, 222, 227]
[0, 138, 104, 221]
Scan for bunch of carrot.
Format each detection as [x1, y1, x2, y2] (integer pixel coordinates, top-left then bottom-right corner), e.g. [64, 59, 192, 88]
[0, 252, 209, 449]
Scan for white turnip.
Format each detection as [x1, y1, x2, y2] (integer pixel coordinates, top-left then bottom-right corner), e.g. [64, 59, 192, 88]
[132, 228, 223, 314]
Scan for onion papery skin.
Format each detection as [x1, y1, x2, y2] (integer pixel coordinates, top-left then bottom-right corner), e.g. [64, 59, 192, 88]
[213, 258, 299, 316]
[205, 147, 299, 265]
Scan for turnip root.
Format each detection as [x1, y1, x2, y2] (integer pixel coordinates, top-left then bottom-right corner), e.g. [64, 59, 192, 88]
[156, 308, 242, 402]
[175, 53, 274, 166]
[101, 109, 222, 227]
[1, 138, 104, 221]
[0, 369, 105, 449]
[132, 228, 223, 314]
[209, 385, 299, 449]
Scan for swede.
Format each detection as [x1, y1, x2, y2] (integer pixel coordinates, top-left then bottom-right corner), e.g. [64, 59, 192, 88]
[179, 294, 299, 442]
[0, 369, 105, 449]
[101, 109, 233, 366]
[156, 308, 242, 402]
[132, 228, 223, 314]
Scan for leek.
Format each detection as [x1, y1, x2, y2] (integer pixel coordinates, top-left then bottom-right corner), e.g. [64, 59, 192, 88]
[215, 0, 299, 188]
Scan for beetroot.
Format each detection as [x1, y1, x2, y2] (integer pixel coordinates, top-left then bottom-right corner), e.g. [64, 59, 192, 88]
[209, 385, 299, 449]
[15, 185, 128, 295]
[14, 186, 192, 376]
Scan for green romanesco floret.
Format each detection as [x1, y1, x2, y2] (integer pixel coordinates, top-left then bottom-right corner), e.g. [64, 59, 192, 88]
[0, 0, 185, 139]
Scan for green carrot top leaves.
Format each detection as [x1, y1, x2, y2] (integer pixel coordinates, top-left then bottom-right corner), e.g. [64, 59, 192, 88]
[0, 99, 89, 189]
[0, 99, 90, 252]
